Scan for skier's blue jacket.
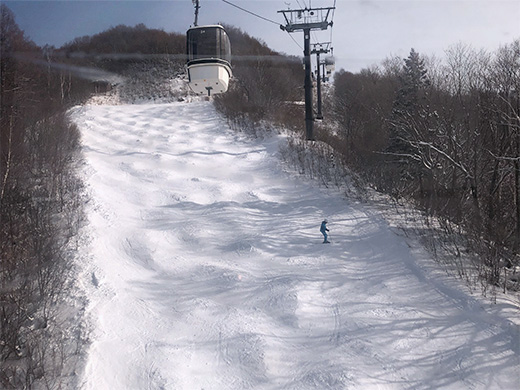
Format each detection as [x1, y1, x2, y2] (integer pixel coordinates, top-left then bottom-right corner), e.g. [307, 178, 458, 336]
[320, 221, 329, 233]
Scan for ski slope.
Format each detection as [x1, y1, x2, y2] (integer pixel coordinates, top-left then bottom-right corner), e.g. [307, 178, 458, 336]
[73, 100, 519, 389]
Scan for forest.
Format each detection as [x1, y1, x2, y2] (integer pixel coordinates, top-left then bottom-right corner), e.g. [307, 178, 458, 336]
[0, 5, 188, 388]
[327, 44, 520, 291]
[1, 2, 519, 387]
[1, 4, 91, 388]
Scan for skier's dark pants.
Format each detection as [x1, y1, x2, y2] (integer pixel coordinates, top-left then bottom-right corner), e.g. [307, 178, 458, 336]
[322, 231, 328, 243]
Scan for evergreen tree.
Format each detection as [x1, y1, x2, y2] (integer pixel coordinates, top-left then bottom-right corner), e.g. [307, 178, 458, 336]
[395, 48, 430, 115]
[385, 48, 432, 196]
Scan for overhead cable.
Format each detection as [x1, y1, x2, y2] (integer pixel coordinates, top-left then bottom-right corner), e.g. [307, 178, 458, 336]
[221, 0, 302, 51]
[329, 0, 336, 47]
[221, 0, 281, 26]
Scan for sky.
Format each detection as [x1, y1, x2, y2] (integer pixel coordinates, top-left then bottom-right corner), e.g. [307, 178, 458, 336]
[4, 0, 520, 73]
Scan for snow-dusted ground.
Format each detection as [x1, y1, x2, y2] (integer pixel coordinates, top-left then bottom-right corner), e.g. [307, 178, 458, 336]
[72, 100, 519, 389]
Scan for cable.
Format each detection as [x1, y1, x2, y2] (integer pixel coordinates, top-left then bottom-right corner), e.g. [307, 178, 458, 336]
[311, 30, 319, 45]
[221, 0, 303, 52]
[329, 0, 336, 47]
[288, 33, 304, 51]
[221, 0, 281, 26]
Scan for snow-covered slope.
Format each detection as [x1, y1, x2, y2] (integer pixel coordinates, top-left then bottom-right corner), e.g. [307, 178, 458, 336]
[72, 100, 519, 389]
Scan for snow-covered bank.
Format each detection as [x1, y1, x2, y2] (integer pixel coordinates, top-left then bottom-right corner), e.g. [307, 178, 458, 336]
[72, 100, 519, 389]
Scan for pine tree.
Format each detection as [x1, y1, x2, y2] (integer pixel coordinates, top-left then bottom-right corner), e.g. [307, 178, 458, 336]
[396, 48, 430, 114]
[385, 48, 432, 196]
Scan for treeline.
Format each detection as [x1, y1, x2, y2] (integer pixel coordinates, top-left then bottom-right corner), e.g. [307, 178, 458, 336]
[61, 23, 185, 56]
[1, 4, 92, 388]
[326, 43, 520, 289]
[1, 6, 191, 386]
[58, 23, 186, 75]
[58, 24, 186, 103]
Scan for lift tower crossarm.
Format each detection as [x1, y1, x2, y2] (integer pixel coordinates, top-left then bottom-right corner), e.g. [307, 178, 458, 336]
[278, 7, 334, 33]
[311, 42, 331, 56]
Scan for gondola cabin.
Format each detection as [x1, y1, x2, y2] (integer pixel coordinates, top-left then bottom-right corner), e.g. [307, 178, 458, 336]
[186, 25, 232, 96]
[324, 55, 335, 79]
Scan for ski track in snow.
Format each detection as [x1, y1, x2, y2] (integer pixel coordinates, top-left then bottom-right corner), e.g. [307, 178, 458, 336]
[72, 101, 519, 390]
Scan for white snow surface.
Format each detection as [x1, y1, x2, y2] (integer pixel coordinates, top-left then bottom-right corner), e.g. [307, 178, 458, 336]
[72, 100, 519, 390]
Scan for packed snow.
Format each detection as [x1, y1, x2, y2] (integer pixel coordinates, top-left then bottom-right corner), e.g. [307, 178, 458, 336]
[71, 99, 519, 389]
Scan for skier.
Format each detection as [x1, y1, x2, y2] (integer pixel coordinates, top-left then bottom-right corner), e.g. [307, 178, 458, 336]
[320, 219, 330, 243]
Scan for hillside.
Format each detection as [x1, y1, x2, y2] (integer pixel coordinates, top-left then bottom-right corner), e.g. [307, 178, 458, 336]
[72, 99, 519, 389]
